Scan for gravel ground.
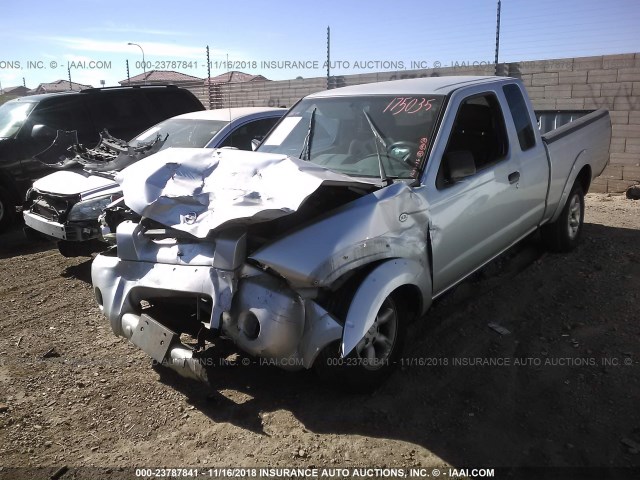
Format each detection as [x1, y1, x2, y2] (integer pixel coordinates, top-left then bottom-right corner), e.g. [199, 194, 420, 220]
[0, 193, 639, 479]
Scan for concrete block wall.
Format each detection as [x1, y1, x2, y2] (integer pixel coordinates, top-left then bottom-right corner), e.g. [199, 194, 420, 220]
[516, 53, 640, 193]
[186, 52, 640, 193]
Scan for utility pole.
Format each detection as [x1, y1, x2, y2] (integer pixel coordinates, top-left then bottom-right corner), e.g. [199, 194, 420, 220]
[206, 45, 212, 109]
[326, 26, 331, 89]
[126, 60, 130, 85]
[68, 65, 72, 90]
[494, 0, 502, 75]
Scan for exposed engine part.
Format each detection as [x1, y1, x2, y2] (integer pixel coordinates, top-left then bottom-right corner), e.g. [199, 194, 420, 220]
[72, 130, 168, 172]
[34, 129, 168, 172]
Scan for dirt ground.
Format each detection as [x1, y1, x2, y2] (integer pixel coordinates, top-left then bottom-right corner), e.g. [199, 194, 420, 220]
[0, 193, 639, 479]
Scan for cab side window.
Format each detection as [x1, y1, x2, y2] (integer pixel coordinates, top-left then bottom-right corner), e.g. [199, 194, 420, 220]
[503, 84, 536, 151]
[437, 93, 509, 188]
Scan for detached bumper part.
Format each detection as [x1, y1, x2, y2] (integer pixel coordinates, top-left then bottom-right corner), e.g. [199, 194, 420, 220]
[24, 210, 100, 241]
[123, 313, 208, 383]
[23, 211, 67, 240]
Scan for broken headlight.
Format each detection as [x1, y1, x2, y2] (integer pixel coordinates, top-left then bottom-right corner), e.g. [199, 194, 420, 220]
[67, 195, 116, 222]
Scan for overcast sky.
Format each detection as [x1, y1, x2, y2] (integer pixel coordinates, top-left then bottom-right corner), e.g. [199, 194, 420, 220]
[1, 0, 639, 89]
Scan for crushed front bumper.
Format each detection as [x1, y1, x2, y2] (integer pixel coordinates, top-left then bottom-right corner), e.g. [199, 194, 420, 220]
[24, 210, 100, 241]
[91, 249, 343, 377]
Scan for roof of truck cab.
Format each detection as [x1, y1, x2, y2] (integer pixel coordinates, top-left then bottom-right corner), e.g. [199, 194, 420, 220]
[308, 76, 514, 97]
[171, 107, 287, 122]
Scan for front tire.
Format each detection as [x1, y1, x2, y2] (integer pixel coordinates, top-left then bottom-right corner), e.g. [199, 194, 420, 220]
[315, 293, 407, 393]
[541, 183, 585, 252]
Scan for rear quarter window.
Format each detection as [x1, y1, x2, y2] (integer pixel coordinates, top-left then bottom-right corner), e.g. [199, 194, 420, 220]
[503, 84, 536, 151]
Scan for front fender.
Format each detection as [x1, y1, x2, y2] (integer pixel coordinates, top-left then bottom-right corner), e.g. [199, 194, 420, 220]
[341, 258, 431, 357]
[251, 182, 430, 288]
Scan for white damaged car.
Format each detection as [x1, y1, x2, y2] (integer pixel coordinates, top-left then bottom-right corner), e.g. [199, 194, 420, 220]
[23, 107, 285, 256]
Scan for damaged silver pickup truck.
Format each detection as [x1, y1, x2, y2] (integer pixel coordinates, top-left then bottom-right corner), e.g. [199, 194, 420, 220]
[92, 76, 611, 391]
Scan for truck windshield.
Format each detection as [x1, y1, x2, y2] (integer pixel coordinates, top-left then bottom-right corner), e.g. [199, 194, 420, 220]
[130, 118, 229, 150]
[258, 95, 444, 179]
[0, 101, 37, 139]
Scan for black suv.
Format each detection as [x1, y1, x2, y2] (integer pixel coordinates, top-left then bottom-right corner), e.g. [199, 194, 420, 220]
[0, 85, 204, 232]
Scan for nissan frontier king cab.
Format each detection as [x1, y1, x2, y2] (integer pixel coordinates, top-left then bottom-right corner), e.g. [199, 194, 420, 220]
[91, 76, 611, 391]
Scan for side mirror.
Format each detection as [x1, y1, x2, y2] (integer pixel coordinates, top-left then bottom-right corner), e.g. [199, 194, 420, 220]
[445, 151, 476, 181]
[250, 138, 261, 151]
[31, 124, 56, 139]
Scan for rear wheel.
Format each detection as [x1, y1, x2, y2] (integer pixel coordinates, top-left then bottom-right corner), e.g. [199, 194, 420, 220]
[0, 186, 16, 234]
[315, 293, 407, 393]
[541, 183, 585, 252]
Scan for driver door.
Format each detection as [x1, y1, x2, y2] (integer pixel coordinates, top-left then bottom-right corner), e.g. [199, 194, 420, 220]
[425, 90, 526, 295]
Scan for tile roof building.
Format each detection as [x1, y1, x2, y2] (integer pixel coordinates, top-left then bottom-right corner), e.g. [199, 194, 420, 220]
[1, 86, 29, 96]
[28, 80, 93, 94]
[206, 71, 268, 83]
[119, 70, 204, 86]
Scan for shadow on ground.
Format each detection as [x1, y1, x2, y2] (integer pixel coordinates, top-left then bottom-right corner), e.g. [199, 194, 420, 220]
[60, 258, 94, 284]
[0, 227, 54, 259]
[155, 224, 640, 469]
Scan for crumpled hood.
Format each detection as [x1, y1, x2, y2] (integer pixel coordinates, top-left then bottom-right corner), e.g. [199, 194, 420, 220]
[33, 170, 117, 197]
[117, 148, 378, 238]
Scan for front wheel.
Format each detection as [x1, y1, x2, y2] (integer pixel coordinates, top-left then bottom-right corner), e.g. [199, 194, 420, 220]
[314, 293, 407, 393]
[541, 183, 585, 252]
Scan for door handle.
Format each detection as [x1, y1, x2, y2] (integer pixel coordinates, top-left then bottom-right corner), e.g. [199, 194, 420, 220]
[508, 171, 520, 184]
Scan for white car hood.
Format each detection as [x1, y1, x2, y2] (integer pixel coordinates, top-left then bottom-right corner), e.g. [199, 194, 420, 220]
[33, 170, 118, 197]
[117, 148, 378, 238]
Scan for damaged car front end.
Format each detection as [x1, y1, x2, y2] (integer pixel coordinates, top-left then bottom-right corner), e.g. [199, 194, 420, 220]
[93, 91, 444, 390]
[23, 108, 285, 257]
[23, 130, 165, 255]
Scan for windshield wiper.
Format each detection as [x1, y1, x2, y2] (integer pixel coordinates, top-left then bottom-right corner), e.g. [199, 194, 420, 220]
[299, 107, 317, 161]
[362, 110, 392, 186]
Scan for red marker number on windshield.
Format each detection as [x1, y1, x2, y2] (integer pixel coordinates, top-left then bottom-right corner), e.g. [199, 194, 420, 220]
[384, 97, 436, 115]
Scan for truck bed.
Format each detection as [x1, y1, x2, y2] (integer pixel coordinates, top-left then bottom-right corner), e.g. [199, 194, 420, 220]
[536, 110, 592, 135]
[540, 108, 611, 223]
